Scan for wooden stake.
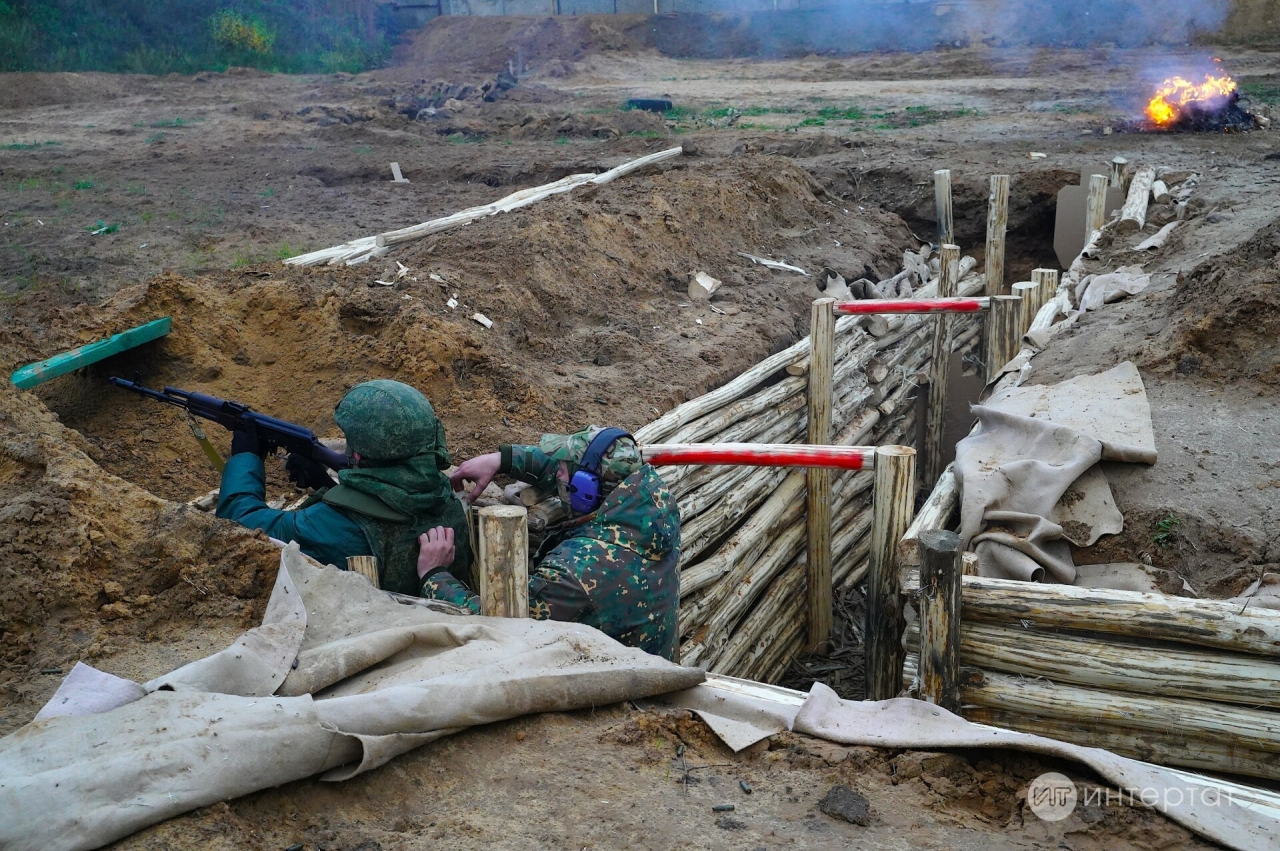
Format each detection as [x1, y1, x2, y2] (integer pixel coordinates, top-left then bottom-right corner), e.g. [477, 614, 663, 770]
[934, 169, 954, 247]
[924, 244, 960, 486]
[1012, 281, 1041, 336]
[1031, 267, 1059, 303]
[1151, 179, 1171, 205]
[477, 505, 529, 618]
[984, 175, 1010, 297]
[806, 298, 836, 651]
[985, 294, 1022, 384]
[1086, 173, 1109, 238]
[347, 555, 380, 589]
[917, 529, 963, 712]
[1110, 156, 1127, 189]
[1118, 166, 1157, 233]
[866, 445, 916, 700]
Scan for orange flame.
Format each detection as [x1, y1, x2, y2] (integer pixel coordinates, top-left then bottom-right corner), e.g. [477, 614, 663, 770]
[1146, 73, 1238, 127]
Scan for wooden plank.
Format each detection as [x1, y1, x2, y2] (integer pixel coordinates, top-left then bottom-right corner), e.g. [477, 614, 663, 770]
[12, 317, 171, 389]
[806, 297, 836, 652]
[917, 529, 963, 712]
[934, 169, 954, 247]
[477, 505, 529, 618]
[924, 245, 961, 487]
[865, 445, 916, 699]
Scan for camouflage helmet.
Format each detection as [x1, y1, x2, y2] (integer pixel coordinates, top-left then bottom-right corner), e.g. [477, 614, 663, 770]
[538, 426, 641, 483]
[335, 380, 441, 462]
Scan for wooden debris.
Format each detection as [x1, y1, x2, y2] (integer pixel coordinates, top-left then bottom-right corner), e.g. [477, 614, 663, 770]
[1118, 166, 1157, 233]
[389, 162, 410, 184]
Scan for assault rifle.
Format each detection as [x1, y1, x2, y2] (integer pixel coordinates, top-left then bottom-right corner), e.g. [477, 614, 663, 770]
[109, 377, 349, 471]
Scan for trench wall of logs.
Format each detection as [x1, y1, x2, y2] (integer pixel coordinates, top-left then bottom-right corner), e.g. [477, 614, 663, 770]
[631, 264, 986, 680]
[895, 163, 1280, 785]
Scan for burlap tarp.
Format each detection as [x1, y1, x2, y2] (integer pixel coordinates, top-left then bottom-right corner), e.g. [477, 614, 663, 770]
[954, 362, 1157, 583]
[0, 544, 704, 851]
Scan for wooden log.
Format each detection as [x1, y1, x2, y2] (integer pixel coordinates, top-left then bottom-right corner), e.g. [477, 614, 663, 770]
[1086, 173, 1110, 238]
[963, 706, 1280, 783]
[936, 619, 1280, 710]
[1151, 179, 1171, 205]
[985, 294, 1023, 384]
[1118, 166, 1157, 234]
[924, 244, 961, 487]
[477, 505, 529, 617]
[865, 445, 916, 700]
[807, 298, 836, 652]
[897, 463, 958, 568]
[346, 555, 380, 589]
[917, 529, 963, 712]
[526, 497, 565, 532]
[1012, 281, 1041, 336]
[951, 574, 1280, 658]
[1110, 156, 1128, 189]
[959, 668, 1280, 770]
[504, 482, 550, 507]
[934, 169, 954, 247]
[985, 175, 1010, 297]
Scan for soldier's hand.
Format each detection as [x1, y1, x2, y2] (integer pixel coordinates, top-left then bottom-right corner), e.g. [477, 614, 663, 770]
[449, 452, 501, 503]
[416, 527, 456, 579]
[285, 453, 335, 490]
[231, 426, 266, 458]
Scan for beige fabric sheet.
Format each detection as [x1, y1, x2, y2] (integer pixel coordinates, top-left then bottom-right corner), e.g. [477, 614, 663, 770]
[792, 684, 1277, 851]
[0, 544, 703, 851]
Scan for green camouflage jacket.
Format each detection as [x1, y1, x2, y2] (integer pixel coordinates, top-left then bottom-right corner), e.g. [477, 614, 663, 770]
[425, 444, 681, 660]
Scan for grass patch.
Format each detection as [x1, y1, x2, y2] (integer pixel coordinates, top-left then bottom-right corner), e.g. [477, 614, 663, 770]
[126, 183, 147, 195]
[258, 187, 275, 197]
[2, 140, 62, 150]
[1153, 513, 1180, 548]
[150, 117, 200, 128]
[353, 145, 373, 154]
[1241, 81, 1280, 105]
[73, 179, 95, 190]
[816, 106, 866, 121]
[146, 132, 166, 144]
[86, 220, 119, 235]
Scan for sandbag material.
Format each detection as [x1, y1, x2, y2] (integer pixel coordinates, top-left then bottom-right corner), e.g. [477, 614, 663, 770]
[792, 684, 1277, 851]
[0, 544, 703, 851]
[954, 362, 1156, 583]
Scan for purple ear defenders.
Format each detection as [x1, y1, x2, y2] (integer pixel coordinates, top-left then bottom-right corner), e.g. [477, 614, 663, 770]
[566, 427, 633, 514]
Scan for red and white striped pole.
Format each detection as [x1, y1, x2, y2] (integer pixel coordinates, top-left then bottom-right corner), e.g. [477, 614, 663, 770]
[833, 297, 990, 316]
[641, 443, 875, 471]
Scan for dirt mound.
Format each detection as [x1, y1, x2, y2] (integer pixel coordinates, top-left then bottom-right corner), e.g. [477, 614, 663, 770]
[1165, 214, 1280, 386]
[0, 71, 155, 109]
[0, 382, 280, 731]
[390, 15, 649, 80]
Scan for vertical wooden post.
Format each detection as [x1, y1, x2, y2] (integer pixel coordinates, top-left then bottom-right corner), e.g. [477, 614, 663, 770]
[1110, 156, 1128, 190]
[984, 175, 1010, 297]
[865, 445, 916, 701]
[1031, 267, 1056, 298]
[806, 298, 836, 651]
[916, 529, 963, 712]
[934, 169, 954, 248]
[478, 505, 529, 618]
[1086, 173, 1109, 239]
[924, 244, 960, 487]
[1012, 281, 1040, 336]
[347, 555, 380, 589]
[985, 294, 1023, 384]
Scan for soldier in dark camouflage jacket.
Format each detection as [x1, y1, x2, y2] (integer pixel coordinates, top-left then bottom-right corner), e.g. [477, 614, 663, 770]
[423, 427, 681, 661]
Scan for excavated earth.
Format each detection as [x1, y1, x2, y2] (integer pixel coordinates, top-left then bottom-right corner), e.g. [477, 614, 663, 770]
[2, 15, 1279, 850]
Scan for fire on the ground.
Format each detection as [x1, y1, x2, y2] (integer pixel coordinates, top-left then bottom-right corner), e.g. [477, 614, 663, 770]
[1146, 72, 1238, 126]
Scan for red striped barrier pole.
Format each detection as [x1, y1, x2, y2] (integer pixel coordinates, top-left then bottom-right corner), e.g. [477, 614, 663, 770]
[642, 443, 875, 471]
[833, 297, 990, 315]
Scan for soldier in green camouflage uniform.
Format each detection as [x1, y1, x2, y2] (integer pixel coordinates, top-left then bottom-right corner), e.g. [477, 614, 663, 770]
[217, 380, 471, 595]
[431, 427, 681, 660]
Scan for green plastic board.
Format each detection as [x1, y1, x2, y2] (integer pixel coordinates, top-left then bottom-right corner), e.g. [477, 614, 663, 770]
[10, 317, 172, 389]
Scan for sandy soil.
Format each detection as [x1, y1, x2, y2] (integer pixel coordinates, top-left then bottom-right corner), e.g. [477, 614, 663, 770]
[3, 17, 1280, 849]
